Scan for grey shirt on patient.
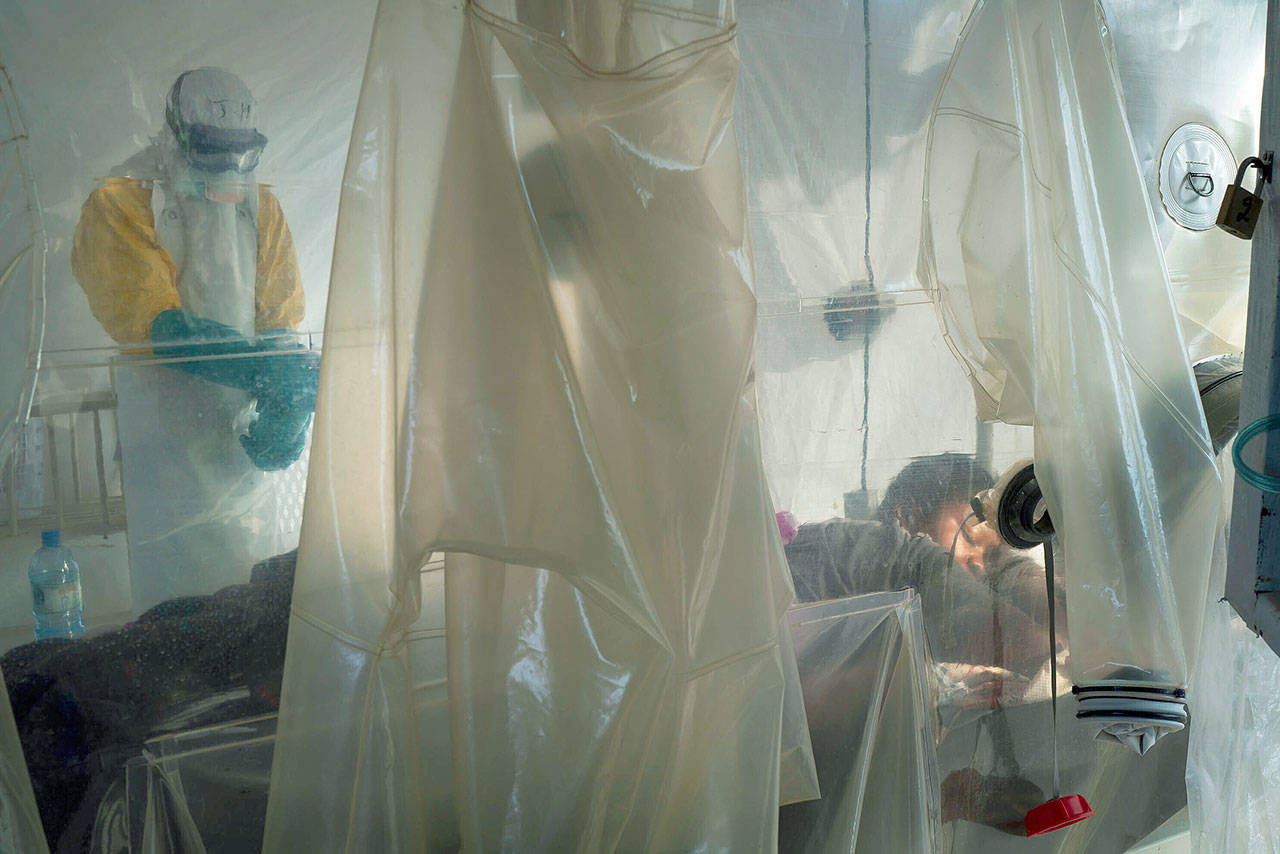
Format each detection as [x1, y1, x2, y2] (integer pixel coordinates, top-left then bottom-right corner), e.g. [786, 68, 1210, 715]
[784, 519, 1059, 677]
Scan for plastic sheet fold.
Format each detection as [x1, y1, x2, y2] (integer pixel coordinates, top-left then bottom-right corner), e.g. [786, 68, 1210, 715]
[0, 665, 46, 854]
[781, 590, 940, 853]
[1186, 460, 1280, 853]
[920, 0, 1222, 746]
[265, 1, 815, 850]
[0, 65, 45, 466]
[1187, 577, 1280, 850]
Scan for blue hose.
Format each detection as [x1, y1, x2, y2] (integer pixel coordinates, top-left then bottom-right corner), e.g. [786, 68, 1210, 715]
[1232, 414, 1280, 492]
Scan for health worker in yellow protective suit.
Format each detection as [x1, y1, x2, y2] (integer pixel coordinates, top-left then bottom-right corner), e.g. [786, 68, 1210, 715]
[71, 68, 317, 610]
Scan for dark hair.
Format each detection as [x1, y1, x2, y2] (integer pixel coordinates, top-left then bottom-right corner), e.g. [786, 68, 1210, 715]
[876, 453, 994, 535]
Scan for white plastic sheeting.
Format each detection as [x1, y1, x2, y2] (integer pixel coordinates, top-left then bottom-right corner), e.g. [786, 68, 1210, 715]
[1187, 460, 1280, 853]
[0, 65, 44, 466]
[1188, 594, 1280, 852]
[108, 713, 276, 851]
[0, 665, 46, 854]
[1190, 660, 1280, 846]
[737, 0, 1039, 524]
[0, 0, 1272, 849]
[920, 0, 1222, 748]
[263, 0, 816, 850]
[781, 590, 939, 853]
[737, 0, 971, 306]
[1107, 0, 1264, 361]
[743, 0, 1260, 524]
[112, 360, 311, 609]
[935, 665, 1191, 852]
[780, 514, 1193, 850]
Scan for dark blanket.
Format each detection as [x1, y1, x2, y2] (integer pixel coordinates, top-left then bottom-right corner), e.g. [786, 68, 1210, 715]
[2, 550, 296, 851]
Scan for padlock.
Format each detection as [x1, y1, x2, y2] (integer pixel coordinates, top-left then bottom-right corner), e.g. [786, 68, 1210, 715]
[1217, 154, 1272, 239]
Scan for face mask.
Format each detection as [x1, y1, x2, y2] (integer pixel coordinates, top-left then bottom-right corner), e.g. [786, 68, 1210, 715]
[172, 163, 252, 205]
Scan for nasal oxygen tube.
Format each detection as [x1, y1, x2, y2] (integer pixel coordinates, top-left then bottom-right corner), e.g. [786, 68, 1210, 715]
[970, 462, 1094, 837]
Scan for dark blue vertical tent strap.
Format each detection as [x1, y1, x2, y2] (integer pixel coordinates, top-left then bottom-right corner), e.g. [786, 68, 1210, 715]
[859, 0, 874, 494]
[862, 0, 874, 290]
[861, 331, 870, 492]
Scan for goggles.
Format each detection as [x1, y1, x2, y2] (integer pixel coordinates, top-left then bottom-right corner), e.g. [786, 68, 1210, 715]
[170, 117, 267, 174]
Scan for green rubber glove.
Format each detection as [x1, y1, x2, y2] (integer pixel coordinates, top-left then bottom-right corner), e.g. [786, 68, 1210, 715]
[239, 396, 312, 471]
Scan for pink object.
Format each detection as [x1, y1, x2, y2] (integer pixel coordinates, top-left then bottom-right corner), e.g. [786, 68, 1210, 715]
[776, 511, 798, 545]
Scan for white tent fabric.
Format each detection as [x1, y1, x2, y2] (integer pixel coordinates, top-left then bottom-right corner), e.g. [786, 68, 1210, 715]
[742, 0, 1258, 525]
[263, 0, 816, 850]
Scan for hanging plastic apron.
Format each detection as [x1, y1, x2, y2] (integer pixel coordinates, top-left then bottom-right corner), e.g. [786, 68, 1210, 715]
[114, 165, 297, 611]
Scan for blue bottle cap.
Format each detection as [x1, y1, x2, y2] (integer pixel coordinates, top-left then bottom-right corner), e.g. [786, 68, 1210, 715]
[40, 529, 60, 548]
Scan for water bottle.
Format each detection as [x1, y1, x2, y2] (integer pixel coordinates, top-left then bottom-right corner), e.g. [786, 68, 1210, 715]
[29, 529, 85, 639]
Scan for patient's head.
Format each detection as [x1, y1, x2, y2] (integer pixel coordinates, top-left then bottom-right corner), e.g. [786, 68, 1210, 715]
[878, 453, 1000, 573]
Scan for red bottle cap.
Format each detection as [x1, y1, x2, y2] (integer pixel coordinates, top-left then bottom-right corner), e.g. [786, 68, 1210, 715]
[1025, 794, 1094, 837]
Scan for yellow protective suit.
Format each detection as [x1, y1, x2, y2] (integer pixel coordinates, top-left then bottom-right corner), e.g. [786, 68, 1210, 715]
[71, 180, 304, 344]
